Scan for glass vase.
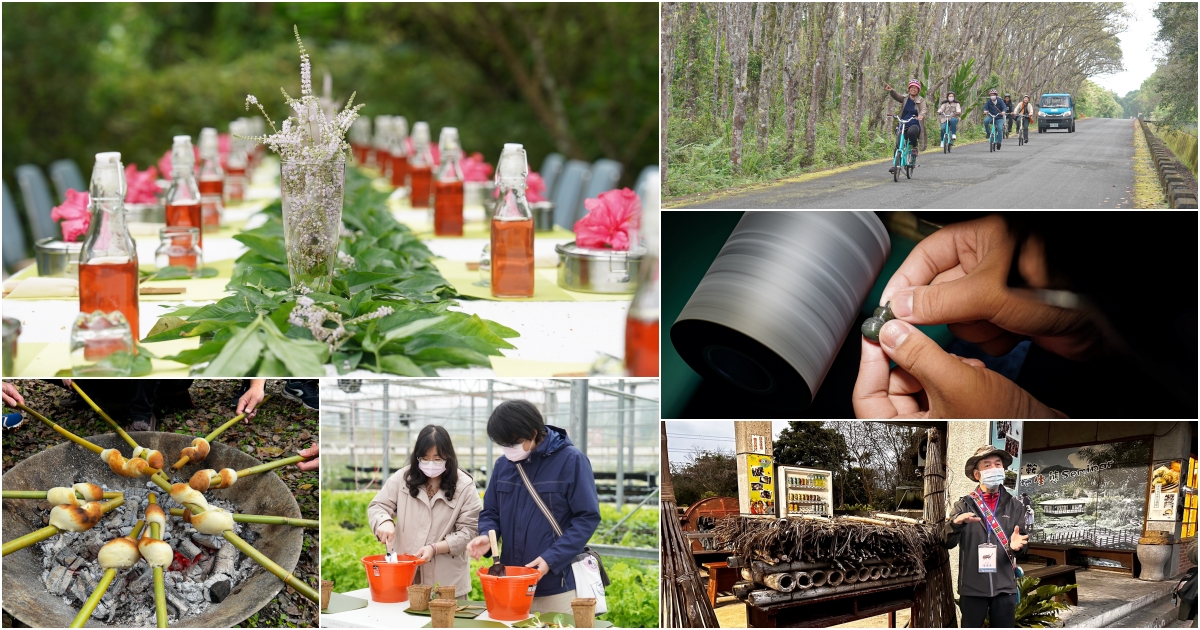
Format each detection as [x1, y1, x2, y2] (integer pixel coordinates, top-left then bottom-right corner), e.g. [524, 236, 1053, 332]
[281, 159, 345, 293]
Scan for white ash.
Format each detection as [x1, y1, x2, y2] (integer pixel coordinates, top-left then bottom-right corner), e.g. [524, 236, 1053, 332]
[34, 483, 263, 626]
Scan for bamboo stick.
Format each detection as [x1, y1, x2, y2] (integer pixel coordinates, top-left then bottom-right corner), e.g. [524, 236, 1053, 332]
[842, 515, 893, 526]
[17, 404, 103, 454]
[1, 495, 125, 556]
[2, 490, 122, 500]
[660, 423, 718, 628]
[70, 568, 116, 627]
[222, 530, 319, 603]
[167, 508, 317, 528]
[875, 513, 922, 524]
[151, 521, 167, 628]
[222, 454, 306, 484]
[71, 382, 138, 450]
[171, 395, 271, 469]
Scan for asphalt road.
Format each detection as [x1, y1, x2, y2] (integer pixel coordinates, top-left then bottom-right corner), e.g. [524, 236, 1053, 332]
[676, 117, 1135, 209]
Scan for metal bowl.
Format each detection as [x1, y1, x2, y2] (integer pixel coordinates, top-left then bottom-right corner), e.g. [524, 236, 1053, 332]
[555, 241, 643, 294]
[2, 432, 305, 628]
[463, 181, 495, 208]
[125, 202, 165, 224]
[33, 238, 82, 278]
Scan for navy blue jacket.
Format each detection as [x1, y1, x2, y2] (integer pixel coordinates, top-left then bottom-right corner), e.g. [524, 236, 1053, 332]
[478, 425, 600, 596]
[983, 97, 1008, 117]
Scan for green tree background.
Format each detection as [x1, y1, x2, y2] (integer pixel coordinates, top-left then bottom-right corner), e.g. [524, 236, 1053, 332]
[2, 2, 658, 192]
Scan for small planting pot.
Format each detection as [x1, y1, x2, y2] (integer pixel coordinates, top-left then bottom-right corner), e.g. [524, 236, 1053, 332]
[429, 598, 457, 627]
[320, 580, 333, 610]
[407, 584, 432, 611]
[571, 597, 597, 628]
[434, 585, 456, 601]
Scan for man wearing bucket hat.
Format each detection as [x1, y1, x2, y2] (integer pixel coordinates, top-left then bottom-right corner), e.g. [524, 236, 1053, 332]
[942, 445, 1029, 628]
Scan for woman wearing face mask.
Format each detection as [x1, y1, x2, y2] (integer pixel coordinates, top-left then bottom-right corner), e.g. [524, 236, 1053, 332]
[466, 400, 602, 614]
[1012, 95, 1035, 144]
[368, 425, 481, 599]
[937, 91, 963, 149]
[942, 446, 1029, 628]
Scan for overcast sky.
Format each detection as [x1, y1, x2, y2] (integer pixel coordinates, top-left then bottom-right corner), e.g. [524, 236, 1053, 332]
[1092, 2, 1161, 96]
[664, 421, 793, 465]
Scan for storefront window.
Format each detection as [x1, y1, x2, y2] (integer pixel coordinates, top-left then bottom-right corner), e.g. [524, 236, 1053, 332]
[1019, 439, 1152, 551]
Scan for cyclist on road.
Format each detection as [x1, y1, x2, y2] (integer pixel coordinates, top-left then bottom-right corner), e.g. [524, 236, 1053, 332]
[937, 91, 963, 148]
[885, 78, 927, 174]
[983, 89, 1008, 150]
[1003, 94, 1015, 134]
[1012, 95, 1035, 142]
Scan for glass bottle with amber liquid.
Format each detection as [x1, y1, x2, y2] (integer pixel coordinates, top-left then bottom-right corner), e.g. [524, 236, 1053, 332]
[79, 152, 140, 345]
[225, 120, 248, 203]
[389, 116, 410, 190]
[433, 127, 465, 236]
[408, 121, 434, 209]
[198, 127, 224, 232]
[371, 114, 390, 172]
[165, 135, 204, 248]
[490, 143, 534, 297]
[626, 172, 660, 376]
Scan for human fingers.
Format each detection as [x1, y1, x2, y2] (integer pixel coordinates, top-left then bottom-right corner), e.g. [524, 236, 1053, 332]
[852, 337, 899, 419]
[297, 457, 319, 471]
[947, 322, 1024, 357]
[299, 444, 319, 458]
[952, 355, 987, 369]
[885, 366, 925, 415]
[880, 227, 969, 306]
[2, 383, 24, 407]
[878, 321, 977, 402]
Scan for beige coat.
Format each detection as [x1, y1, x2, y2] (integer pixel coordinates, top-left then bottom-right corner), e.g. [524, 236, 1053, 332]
[888, 88, 929, 151]
[368, 467, 482, 595]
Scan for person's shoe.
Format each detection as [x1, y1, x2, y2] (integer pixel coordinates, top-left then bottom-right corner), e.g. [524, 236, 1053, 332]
[129, 413, 156, 432]
[952, 134, 957, 140]
[888, 167, 897, 174]
[281, 380, 319, 411]
[940, 140, 945, 147]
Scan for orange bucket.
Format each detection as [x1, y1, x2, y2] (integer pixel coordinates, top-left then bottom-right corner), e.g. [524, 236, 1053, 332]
[477, 565, 541, 621]
[362, 554, 425, 603]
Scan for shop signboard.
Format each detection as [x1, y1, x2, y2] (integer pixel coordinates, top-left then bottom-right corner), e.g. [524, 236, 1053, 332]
[747, 454, 775, 515]
[1019, 438, 1151, 552]
[1148, 459, 1183, 523]
[991, 421, 1023, 497]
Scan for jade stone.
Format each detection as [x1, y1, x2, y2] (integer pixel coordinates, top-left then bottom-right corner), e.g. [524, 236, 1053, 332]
[861, 317, 884, 342]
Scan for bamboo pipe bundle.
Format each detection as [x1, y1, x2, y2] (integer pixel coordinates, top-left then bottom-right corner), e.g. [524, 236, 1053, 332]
[712, 513, 939, 570]
[793, 571, 813, 589]
[810, 570, 827, 588]
[911, 427, 958, 628]
[825, 569, 844, 587]
[859, 566, 872, 581]
[660, 424, 718, 628]
[763, 572, 795, 592]
[844, 569, 859, 584]
[746, 574, 922, 607]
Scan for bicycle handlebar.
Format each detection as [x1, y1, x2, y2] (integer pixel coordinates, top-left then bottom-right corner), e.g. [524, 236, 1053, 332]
[888, 115, 917, 122]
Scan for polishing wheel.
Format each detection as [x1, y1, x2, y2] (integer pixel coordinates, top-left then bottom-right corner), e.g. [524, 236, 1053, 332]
[670, 211, 890, 411]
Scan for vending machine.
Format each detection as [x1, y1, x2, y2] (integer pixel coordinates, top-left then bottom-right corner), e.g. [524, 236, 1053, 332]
[776, 465, 834, 518]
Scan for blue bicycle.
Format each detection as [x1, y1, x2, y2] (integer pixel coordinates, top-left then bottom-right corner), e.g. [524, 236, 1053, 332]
[986, 112, 1006, 152]
[941, 119, 957, 153]
[889, 114, 917, 182]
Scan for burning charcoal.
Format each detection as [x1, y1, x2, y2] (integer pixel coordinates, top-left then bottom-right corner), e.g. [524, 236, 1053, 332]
[69, 576, 91, 605]
[55, 546, 79, 567]
[68, 556, 85, 571]
[91, 601, 110, 621]
[181, 582, 205, 604]
[204, 574, 233, 603]
[189, 562, 206, 581]
[129, 568, 154, 594]
[192, 533, 224, 551]
[166, 590, 191, 617]
[177, 536, 203, 561]
[213, 543, 237, 576]
[197, 555, 215, 579]
[47, 565, 71, 595]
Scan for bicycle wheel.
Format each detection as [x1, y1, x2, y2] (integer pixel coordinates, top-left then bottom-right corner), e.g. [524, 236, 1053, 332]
[894, 158, 899, 182]
[905, 165, 912, 179]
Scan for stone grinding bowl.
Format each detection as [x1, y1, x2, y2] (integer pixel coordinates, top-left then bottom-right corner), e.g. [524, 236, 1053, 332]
[2, 431, 305, 628]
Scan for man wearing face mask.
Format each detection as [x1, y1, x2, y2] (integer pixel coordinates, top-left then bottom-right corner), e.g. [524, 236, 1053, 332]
[983, 89, 1008, 149]
[467, 400, 602, 614]
[937, 91, 963, 148]
[943, 446, 1029, 628]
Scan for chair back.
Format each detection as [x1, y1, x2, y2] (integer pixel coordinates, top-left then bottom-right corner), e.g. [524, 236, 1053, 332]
[3, 181, 30, 273]
[633, 165, 658, 198]
[48, 159, 86, 203]
[550, 160, 590, 230]
[14, 164, 60, 241]
[538, 153, 565, 198]
[581, 158, 623, 205]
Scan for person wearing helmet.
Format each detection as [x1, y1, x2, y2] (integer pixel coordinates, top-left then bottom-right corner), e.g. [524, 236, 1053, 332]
[1003, 94, 1015, 134]
[983, 89, 1008, 149]
[884, 78, 928, 174]
[1012, 95, 1035, 143]
[937, 91, 963, 148]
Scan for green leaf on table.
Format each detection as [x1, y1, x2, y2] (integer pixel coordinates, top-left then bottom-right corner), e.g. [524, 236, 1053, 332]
[342, 271, 403, 294]
[347, 289, 372, 317]
[381, 315, 445, 344]
[378, 354, 425, 377]
[254, 349, 290, 376]
[262, 326, 326, 376]
[331, 351, 363, 374]
[201, 318, 265, 376]
[157, 305, 202, 318]
[233, 233, 287, 263]
[146, 316, 189, 338]
[161, 339, 228, 365]
[130, 351, 153, 376]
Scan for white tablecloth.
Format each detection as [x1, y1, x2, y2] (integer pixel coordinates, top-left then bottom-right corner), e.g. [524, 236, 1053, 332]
[320, 588, 526, 628]
[2, 197, 629, 377]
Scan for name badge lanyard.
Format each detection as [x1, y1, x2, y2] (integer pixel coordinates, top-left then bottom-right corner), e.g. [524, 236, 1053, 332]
[970, 491, 1017, 571]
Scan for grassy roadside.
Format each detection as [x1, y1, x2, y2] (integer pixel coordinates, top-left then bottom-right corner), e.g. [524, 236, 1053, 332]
[1132, 122, 1169, 209]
